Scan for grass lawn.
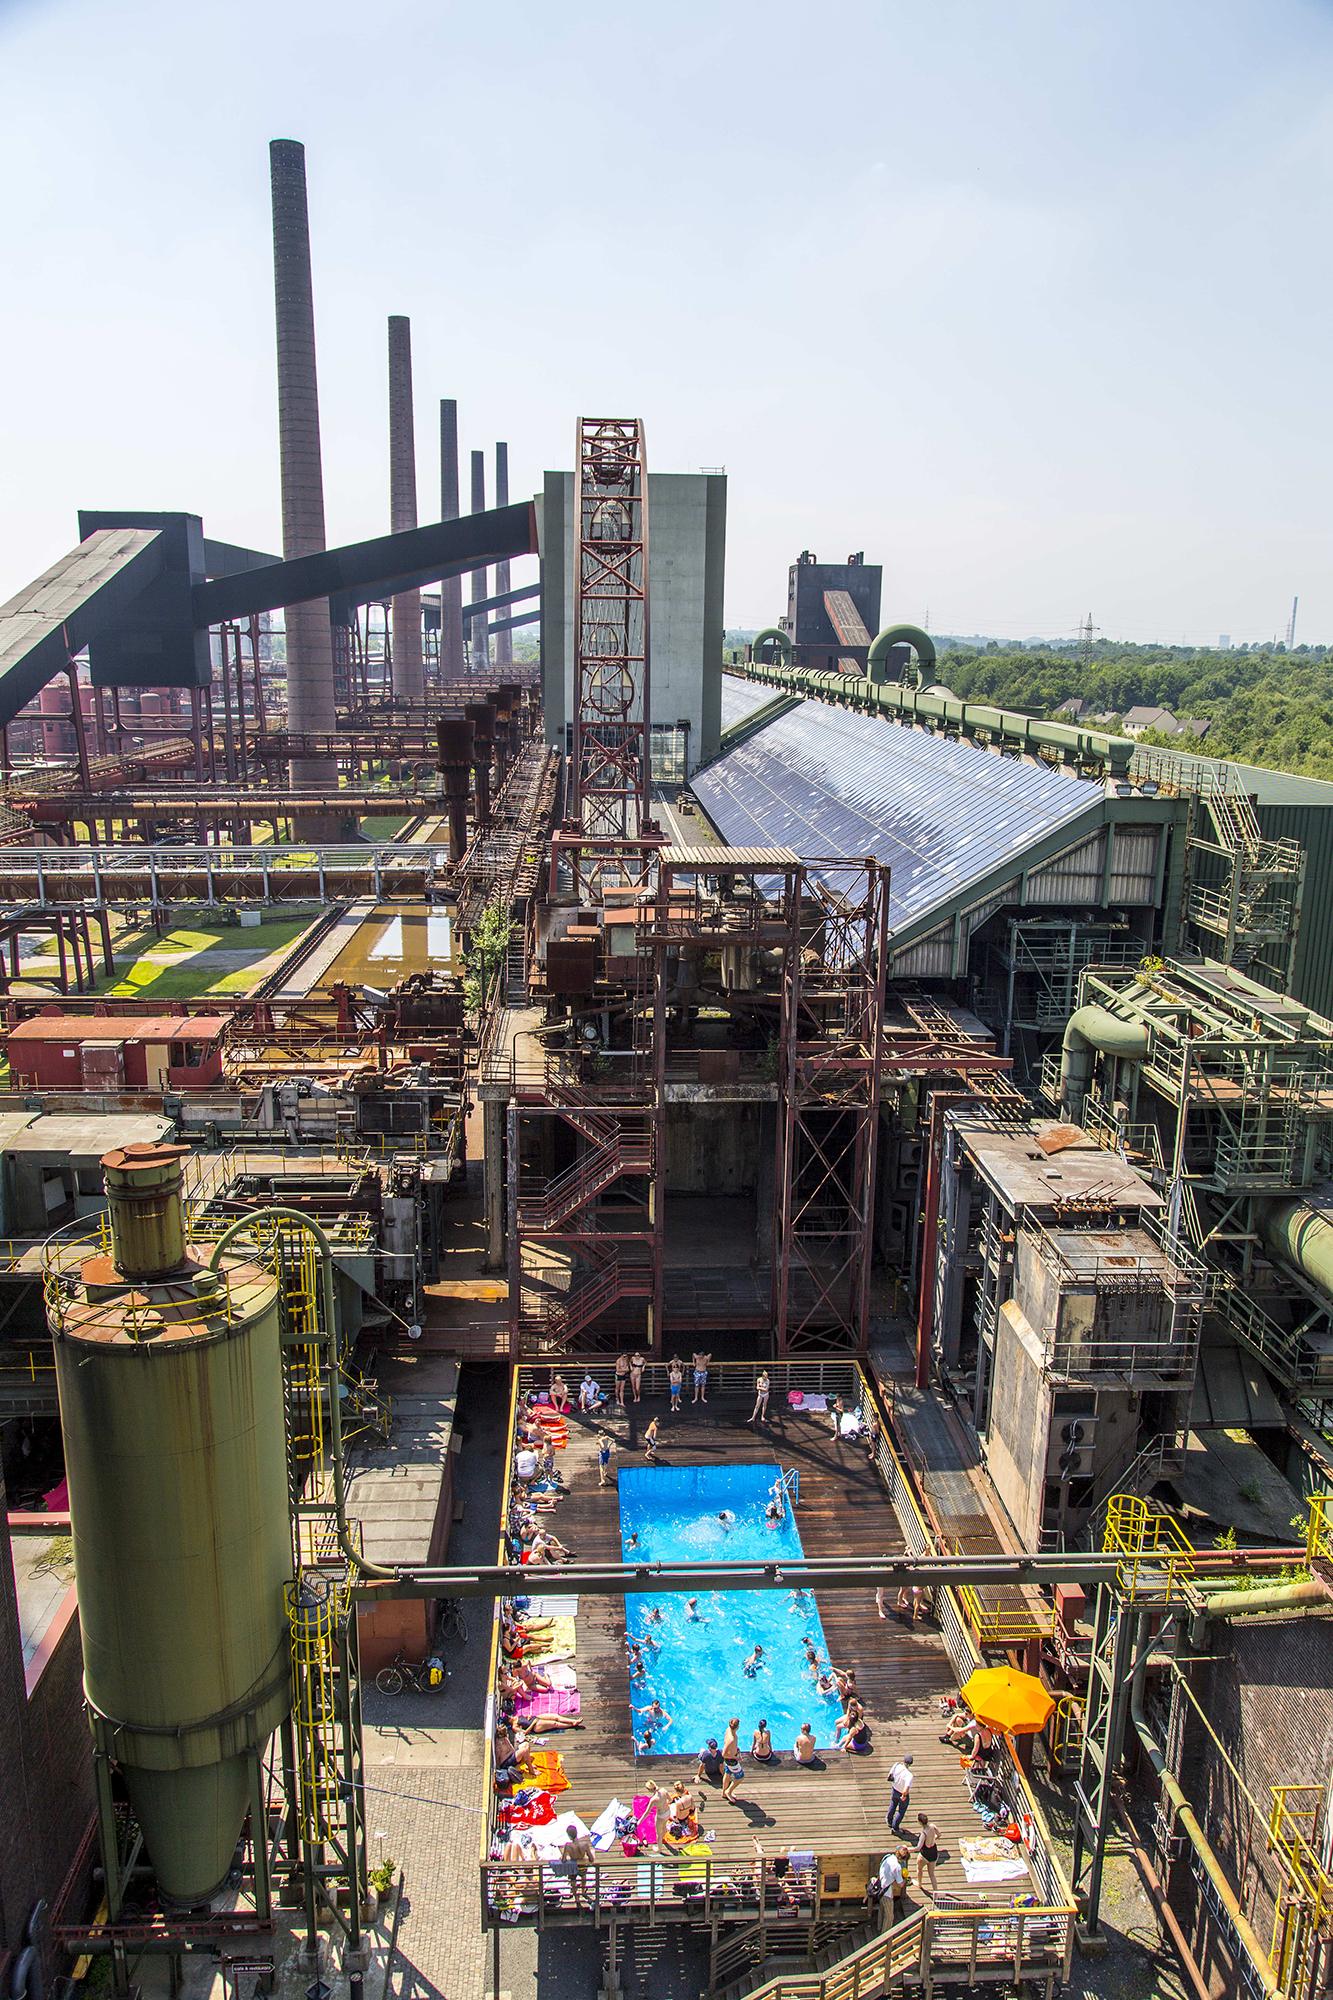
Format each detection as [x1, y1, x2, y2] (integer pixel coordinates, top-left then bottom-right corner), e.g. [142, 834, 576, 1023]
[358, 814, 411, 840]
[20, 916, 321, 1002]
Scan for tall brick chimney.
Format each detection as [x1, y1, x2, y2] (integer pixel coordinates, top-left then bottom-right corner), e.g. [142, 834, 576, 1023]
[268, 139, 336, 789]
[494, 441, 513, 670]
[469, 449, 490, 671]
[387, 315, 424, 704]
[439, 400, 465, 686]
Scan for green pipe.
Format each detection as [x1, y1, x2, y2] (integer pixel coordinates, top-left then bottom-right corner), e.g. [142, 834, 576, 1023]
[1200, 1578, 1327, 1618]
[1262, 1200, 1333, 1299]
[1130, 1635, 1284, 1998]
[751, 627, 791, 665]
[208, 1208, 397, 1579]
[867, 624, 936, 683]
[1059, 1004, 1150, 1117]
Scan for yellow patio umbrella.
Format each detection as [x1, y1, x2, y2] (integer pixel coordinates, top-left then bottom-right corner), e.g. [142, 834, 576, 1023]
[959, 1665, 1055, 1736]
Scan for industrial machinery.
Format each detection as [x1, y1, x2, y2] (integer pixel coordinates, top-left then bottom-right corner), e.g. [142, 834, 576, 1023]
[43, 1146, 369, 1985]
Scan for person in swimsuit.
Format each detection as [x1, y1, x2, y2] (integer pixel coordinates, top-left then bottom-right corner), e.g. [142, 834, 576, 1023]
[743, 1644, 764, 1677]
[692, 1350, 711, 1404]
[614, 1352, 630, 1407]
[794, 1722, 817, 1765]
[629, 1350, 645, 1403]
[914, 1813, 940, 1895]
[751, 1719, 776, 1763]
[644, 1417, 660, 1462]
[751, 1370, 771, 1422]
[668, 1357, 684, 1411]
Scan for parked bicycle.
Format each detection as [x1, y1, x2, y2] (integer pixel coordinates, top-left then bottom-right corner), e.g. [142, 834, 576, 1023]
[436, 1597, 469, 1647]
[375, 1650, 448, 1696]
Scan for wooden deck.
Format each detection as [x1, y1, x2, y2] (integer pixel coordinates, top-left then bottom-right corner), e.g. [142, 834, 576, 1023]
[508, 1385, 1031, 1902]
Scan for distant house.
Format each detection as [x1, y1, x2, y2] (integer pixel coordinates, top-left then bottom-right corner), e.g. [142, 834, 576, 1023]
[1122, 705, 1181, 737]
[1120, 706, 1212, 742]
[1053, 697, 1091, 718]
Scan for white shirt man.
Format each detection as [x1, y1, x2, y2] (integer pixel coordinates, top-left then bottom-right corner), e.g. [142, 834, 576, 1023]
[887, 1754, 915, 1831]
[515, 1447, 538, 1481]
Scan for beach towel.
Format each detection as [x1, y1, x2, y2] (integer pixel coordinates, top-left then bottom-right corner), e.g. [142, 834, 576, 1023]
[590, 1799, 627, 1852]
[498, 1791, 556, 1829]
[801, 1393, 828, 1412]
[531, 1812, 590, 1860]
[525, 1597, 580, 1619]
[513, 1690, 581, 1723]
[524, 1750, 570, 1794]
[631, 1793, 659, 1845]
[960, 1837, 1027, 1884]
[538, 1664, 579, 1689]
[528, 1617, 576, 1657]
[785, 1390, 805, 1407]
[634, 1863, 665, 1899]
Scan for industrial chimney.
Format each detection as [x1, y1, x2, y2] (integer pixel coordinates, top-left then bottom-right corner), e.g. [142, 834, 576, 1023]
[494, 441, 513, 670]
[470, 449, 490, 671]
[387, 315, 424, 704]
[268, 139, 337, 791]
[439, 400, 465, 686]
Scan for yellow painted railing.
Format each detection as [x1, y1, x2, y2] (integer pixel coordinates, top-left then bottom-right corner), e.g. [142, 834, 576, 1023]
[1102, 1492, 1195, 1603]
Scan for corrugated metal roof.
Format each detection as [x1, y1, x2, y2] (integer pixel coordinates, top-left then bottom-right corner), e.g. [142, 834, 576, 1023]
[720, 674, 782, 729]
[663, 844, 800, 869]
[690, 701, 1097, 933]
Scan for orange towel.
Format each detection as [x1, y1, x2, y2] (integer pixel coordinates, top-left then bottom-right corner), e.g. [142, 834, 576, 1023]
[524, 1750, 570, 1794]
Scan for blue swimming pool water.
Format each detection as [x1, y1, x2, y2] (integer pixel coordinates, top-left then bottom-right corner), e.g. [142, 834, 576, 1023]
[618, 1462, 846, 1757]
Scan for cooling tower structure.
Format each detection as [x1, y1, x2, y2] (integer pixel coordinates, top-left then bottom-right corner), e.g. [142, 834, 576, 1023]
[387, 315, 424, 703]
[47, 1144, 291, 1906]
[269, 139, 337, 789]
[439, 400, 465, 685]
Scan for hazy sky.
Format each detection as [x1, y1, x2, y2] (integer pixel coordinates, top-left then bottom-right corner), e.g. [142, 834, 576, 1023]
[1, 0, 1330, 644]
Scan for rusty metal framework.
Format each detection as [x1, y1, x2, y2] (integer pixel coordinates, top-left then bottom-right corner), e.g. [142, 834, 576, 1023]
[570, 418, 651, 839]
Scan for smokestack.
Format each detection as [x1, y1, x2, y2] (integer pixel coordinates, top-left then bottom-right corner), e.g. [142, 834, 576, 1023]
[269, 139, 337, 789]
[439, 400, 465, 686]
[470, 449, 490, 671]
[494, 441, 513, 670]
[387, 315, 424, 704]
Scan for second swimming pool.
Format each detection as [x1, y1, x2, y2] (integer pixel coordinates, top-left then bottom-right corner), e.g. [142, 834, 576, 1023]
[618, 1461, 846, 1756]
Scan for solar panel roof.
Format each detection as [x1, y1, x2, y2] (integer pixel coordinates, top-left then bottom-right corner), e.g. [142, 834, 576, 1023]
[691, 699, 1099, 935]
[719, 674, 783, 730]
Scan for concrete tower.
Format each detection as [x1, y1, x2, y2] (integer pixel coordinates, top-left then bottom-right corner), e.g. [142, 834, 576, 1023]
[387, 315, 424, 703]
[470, 449, 490, 670]
[493, 441, 513, 670]
[268, 138, 337, 787]
[439, 400, 465, 686]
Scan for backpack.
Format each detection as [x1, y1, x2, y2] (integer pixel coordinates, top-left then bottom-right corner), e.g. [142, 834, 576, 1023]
[426, 1656, 446, 1688]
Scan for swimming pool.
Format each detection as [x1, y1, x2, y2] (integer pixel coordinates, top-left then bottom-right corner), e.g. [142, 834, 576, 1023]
[618, 1461, 846, 1757]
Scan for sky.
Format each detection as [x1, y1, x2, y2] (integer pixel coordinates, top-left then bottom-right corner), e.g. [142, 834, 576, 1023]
[1, 0, 1330, 645]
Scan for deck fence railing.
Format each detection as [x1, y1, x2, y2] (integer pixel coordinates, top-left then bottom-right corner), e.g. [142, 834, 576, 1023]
[480, 1359, 1076, 1989]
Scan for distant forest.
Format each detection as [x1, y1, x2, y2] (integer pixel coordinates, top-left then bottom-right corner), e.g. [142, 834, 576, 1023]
[936, 642, 1333, 781]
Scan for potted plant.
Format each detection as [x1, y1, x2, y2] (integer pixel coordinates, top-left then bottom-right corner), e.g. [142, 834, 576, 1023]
[365, 1856, 397, 1922]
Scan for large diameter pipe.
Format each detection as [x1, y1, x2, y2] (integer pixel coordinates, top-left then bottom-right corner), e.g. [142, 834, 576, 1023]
[494, 441, 513, 670]
[1200, 1577, 1328, 1618]
[1058, 1003, 1150, 1118]
[387, 315, 424, 703]
[439, 400, 465, 685]
[469, 450, 490, 669]
[269, 139, 337, 789]
[867, 623, 937, 683]
[1262, 1199, 1333, 1299]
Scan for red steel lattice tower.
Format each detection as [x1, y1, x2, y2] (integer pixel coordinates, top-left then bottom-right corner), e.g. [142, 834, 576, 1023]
[570, 418, 652, 838]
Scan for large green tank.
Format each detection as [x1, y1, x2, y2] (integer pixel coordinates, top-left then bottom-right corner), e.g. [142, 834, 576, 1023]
[49, 1144, 292, 1905]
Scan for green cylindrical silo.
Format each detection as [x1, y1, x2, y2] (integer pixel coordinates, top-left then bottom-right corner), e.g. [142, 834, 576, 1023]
[49, 1146, 292, 1905]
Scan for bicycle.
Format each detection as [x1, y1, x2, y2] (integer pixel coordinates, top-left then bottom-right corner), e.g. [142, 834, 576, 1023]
[436, 1597, 469, 1647]
[375, 1650, 448, 1696]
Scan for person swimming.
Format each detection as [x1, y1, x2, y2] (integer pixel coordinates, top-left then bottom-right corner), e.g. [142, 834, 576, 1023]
[743, 1643, 765, 1676]
[717, 1510, 736, 1526]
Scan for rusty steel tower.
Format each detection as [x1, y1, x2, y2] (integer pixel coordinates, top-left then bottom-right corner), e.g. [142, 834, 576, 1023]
[570, 418, 651, 839]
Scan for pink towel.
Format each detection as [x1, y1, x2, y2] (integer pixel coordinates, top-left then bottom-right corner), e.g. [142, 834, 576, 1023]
[632, 1793, 659, 1843]
[514, 1690, 581, 1722]
[786, 1390, 805, 1407]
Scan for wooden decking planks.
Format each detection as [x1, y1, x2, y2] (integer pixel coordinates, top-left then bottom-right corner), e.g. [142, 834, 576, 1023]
[515, 1388, 1029, 1900]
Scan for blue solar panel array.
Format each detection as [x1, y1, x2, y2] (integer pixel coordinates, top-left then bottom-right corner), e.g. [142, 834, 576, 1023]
[719, 675, 783, 730]
[691, 700, 1098, 933]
